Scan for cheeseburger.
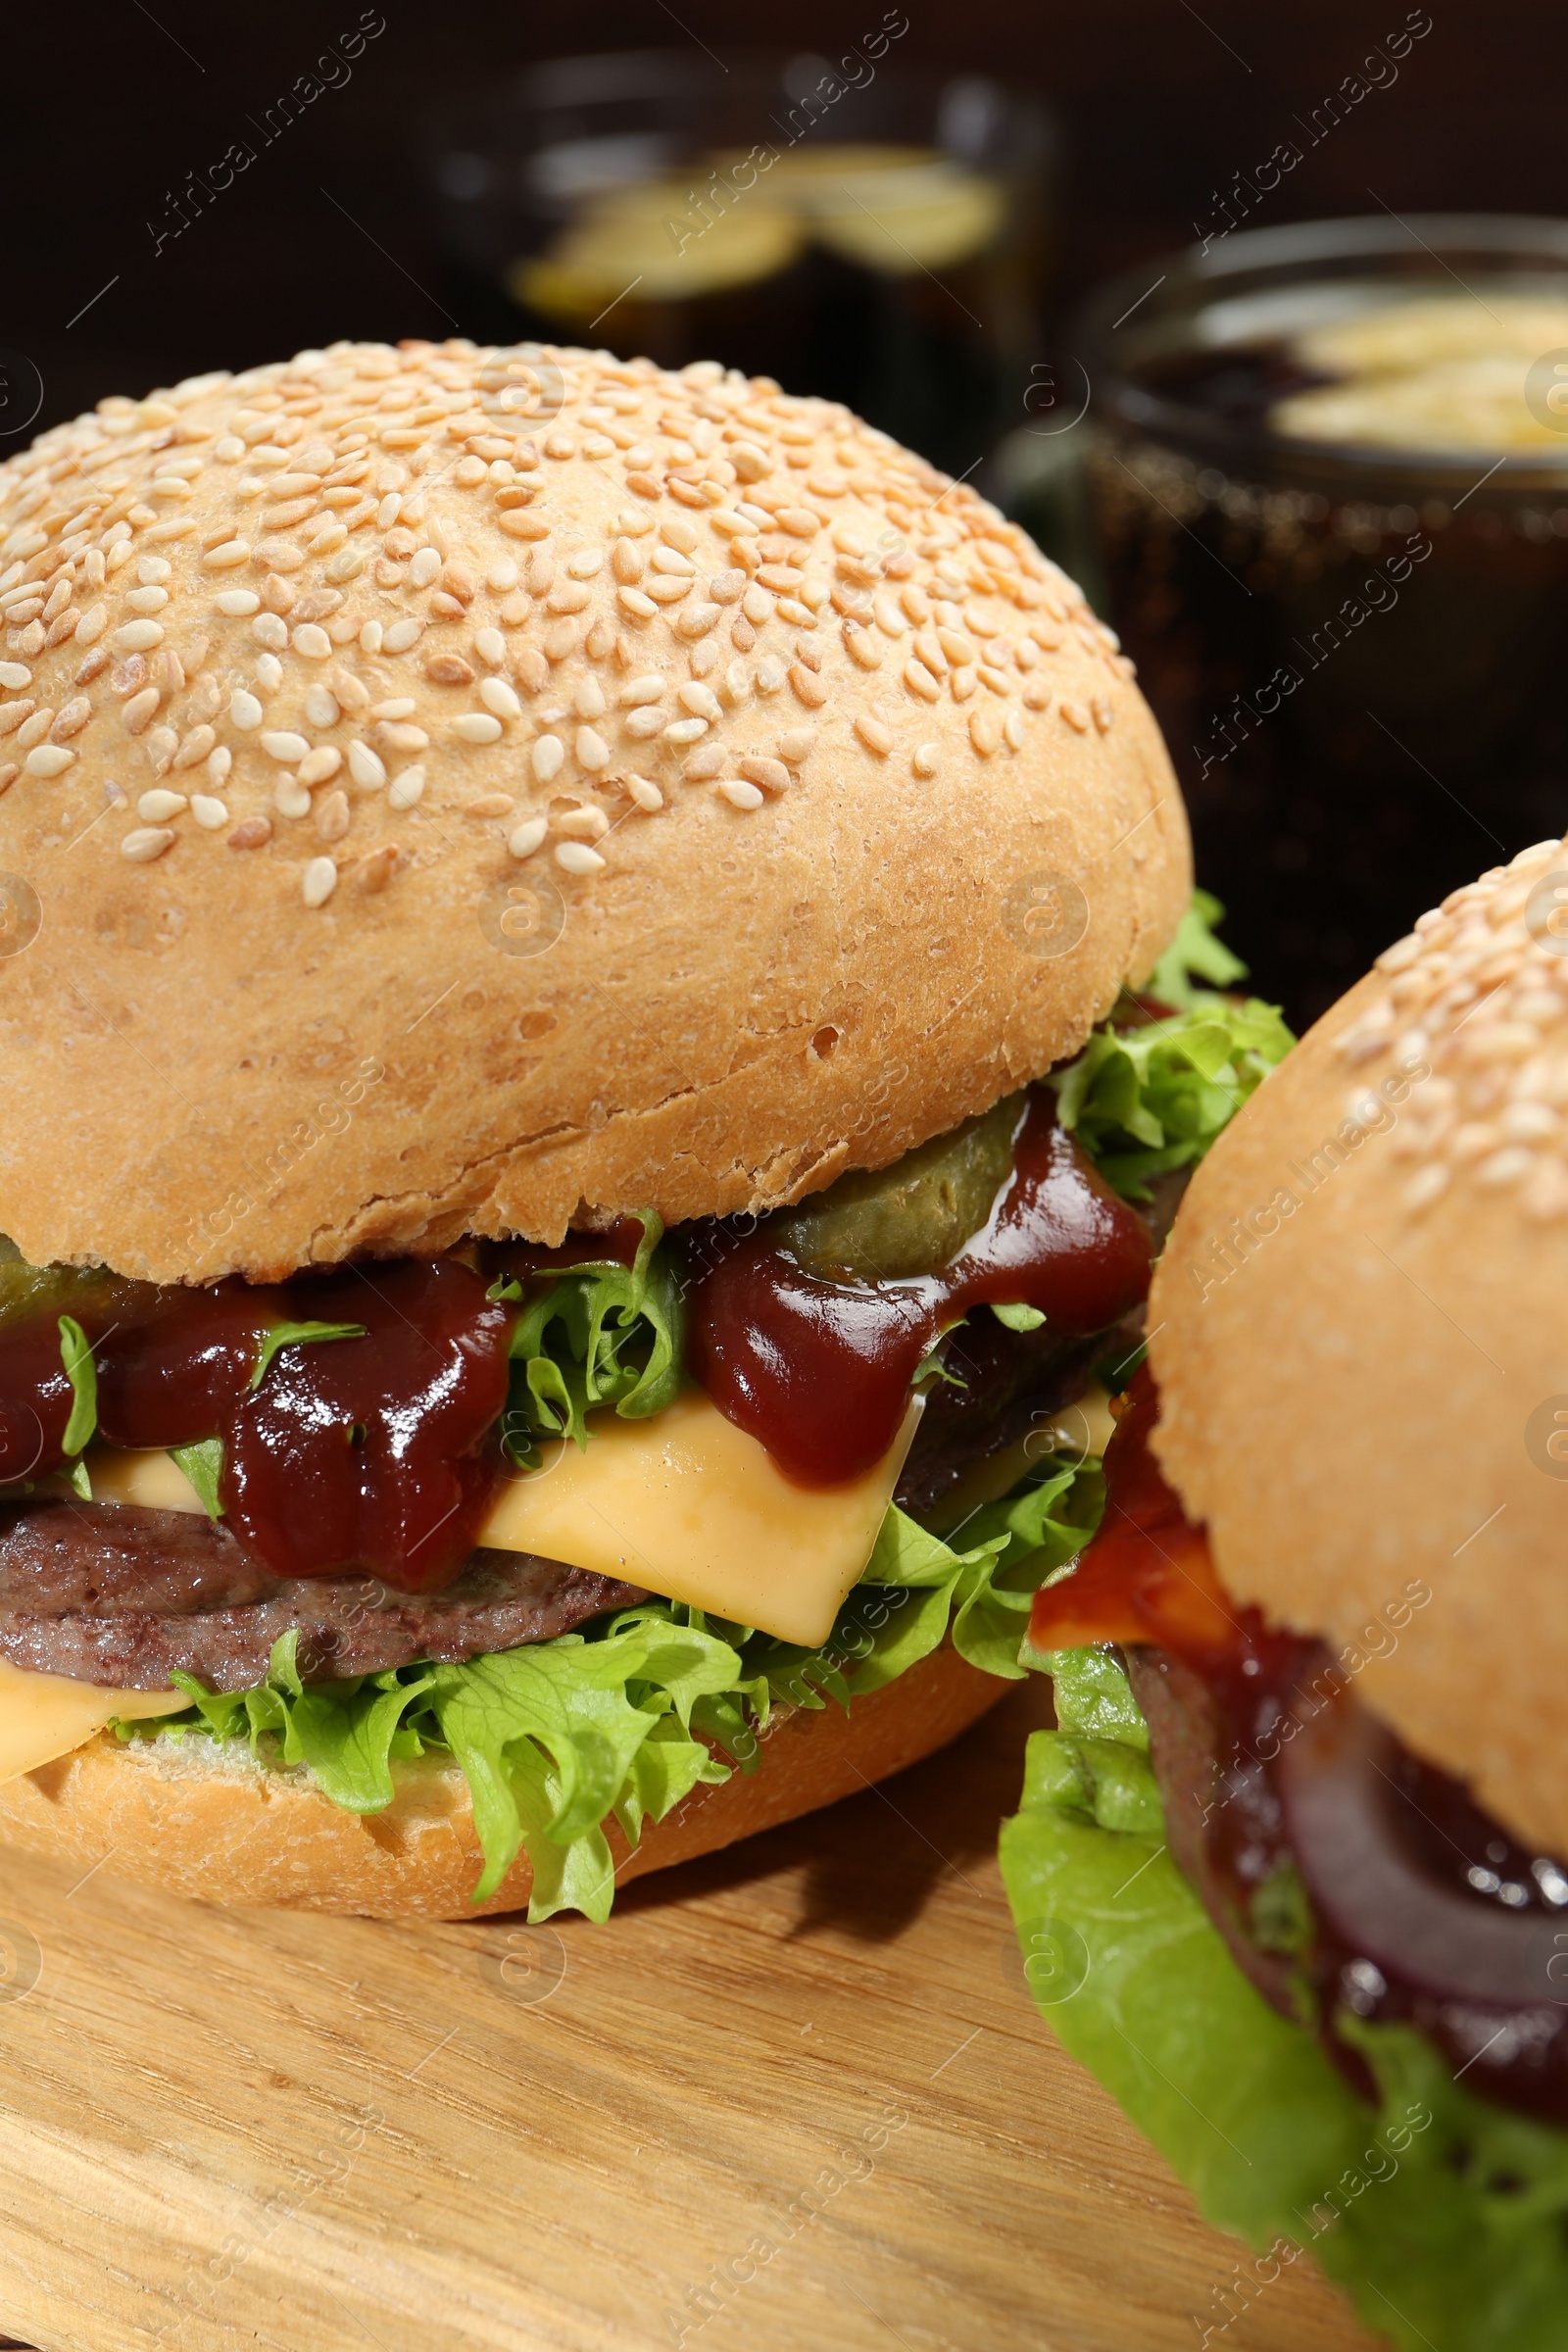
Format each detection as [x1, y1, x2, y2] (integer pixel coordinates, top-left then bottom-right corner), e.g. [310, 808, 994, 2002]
[1005, 837, 1568, 2350]
[0, 335, 1271, 1923]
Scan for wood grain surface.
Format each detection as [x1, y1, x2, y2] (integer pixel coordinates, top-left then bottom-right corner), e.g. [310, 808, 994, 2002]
[0, 1677, 1383, 2352]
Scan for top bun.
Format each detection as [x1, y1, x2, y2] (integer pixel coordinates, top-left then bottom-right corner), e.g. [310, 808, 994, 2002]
[0, 340, 1188, 1285]
[1150, 835, 1568, 1858]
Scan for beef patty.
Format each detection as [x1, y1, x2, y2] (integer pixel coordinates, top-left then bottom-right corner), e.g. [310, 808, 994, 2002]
[0, 1503, 645, 1690]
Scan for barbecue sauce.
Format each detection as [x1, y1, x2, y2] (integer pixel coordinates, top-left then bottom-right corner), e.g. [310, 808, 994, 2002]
[2, 1260, 513, 1593]
[1035, 1370, 1568, 2126]
[683, 1095, 1153, 1488]
[0, 1099, 1151, 1588]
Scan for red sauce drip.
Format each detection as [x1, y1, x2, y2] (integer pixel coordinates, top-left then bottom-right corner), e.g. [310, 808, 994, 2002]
[1027, 1364, 1302, 1684]
[685, 1095, 1153, 1488]
[11, 1260, 513, 1593]
[1037, 1367, 1568, 2127]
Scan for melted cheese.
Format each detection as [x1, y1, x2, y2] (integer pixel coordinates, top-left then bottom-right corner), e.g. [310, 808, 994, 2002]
[83, 1389, 921, 1649]
[0, 1657, 181, 1786]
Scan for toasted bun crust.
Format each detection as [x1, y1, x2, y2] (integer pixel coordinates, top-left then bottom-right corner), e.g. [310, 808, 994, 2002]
[0, 342, 1188, 1284]
[0, 1643, 1001, 1918]
[1150, 835, 1568, 1859]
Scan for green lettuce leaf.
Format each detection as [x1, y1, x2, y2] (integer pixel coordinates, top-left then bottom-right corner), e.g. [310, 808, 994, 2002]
[1147, 884, 1249, 1009]
[1000, 1647, 1568, 2351]
[1051, 892, 1293, 1201]
[121, 1453, 1104, 1918]
[171, 1438, 223, 1520]
[250, 1319, 366, 1392]
[491, 1212, 687, 1460]
[58, 1315, 96, 1455]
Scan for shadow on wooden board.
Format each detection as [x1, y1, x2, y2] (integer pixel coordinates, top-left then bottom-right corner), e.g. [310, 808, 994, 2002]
[0, 1677, 1381, 2352]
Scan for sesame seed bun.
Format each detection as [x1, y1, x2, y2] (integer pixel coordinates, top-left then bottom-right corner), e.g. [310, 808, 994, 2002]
[1148, 835, 1568, 1858]
[0, 1642, 999, 1919]
[0, 339, 1189, 1285]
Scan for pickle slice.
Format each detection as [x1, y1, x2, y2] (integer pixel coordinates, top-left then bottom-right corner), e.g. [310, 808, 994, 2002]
[769, 1095, 1025, 1284]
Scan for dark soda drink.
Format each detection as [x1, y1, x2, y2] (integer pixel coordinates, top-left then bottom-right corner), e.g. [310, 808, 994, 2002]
[1077, 216, 1568, 1028]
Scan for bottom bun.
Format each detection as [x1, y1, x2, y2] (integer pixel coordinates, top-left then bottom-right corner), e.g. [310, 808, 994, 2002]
[0, 1645, 1003, 1919]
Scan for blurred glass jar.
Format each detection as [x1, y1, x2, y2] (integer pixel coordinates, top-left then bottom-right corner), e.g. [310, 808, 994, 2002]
[1077, 215, 1568, 1026]
[424, 47, 1055, 478]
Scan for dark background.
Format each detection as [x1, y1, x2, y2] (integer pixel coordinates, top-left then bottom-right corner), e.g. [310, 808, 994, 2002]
[6, 0, 1556, 434]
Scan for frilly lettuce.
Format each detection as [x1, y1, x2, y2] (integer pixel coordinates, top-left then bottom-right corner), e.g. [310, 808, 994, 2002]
[489, 1211, 687, 1461]
[121, 1457, 1102, 1920]
[1000, 1646, 1568, 2351]
[1052, 890, 1293, 1200]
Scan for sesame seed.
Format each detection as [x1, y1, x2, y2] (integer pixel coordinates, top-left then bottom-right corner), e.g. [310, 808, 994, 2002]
[138, 788, 188, 821]
[575, 725, 611, 770]
[190, 793, 228, 829]
[316, 789, 351, 842]
[121, 825, 175, 861]
[509, 816, 548, 858]
[262, 730, 310, 763]
[292, 623, 332, 661]
[626, 775, 662, 811]
[475, 626, 506, 668]
[273, 777, 312, 819]
[299, 746, 343, 786]
[0, 664, 29, 690]
[556, 806, 610, 840]
[215, 589, 261, 616]
[173, 724, 218, 770]
[24, 745, 74, 778]
[856, 713, 893, 757]
[456, 712, 504, 744]
[717, 778, 765, 810]
[48, 696, 91, 741]
[113, 618, 165, 654]
[739, 755, 790, 795]
[387, 764, 426, 809]
[302, 856, 338, 907]
[555, 840, 605, 875]
[912, 742, 940, 777]
[532, 735, 564, 783]
[383, 618, 422, 653]
[227, 815, 272, 850]
[479, 677, 522, 722]
[360, 619, 385, 654]
[347, 740, 387, 788]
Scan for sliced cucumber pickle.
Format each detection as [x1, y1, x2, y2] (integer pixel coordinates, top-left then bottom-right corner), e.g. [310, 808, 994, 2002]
[768, 1093, 1025, 1283]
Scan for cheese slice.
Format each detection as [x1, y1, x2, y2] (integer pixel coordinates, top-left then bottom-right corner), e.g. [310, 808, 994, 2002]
[482, 1391, 920, 1646]
[83, 1389, 921, 1649]
[0, 1656, 181, 1786]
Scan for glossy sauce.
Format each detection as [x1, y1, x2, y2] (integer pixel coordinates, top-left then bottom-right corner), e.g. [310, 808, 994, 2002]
[4, 1260, 513, 1593]
[1034, 1371, 1568, 2125]
[684, 1095, 1154, 1488]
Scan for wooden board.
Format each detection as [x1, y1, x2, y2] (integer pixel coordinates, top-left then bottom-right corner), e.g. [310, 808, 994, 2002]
[0, 1677, 1382, 2352]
